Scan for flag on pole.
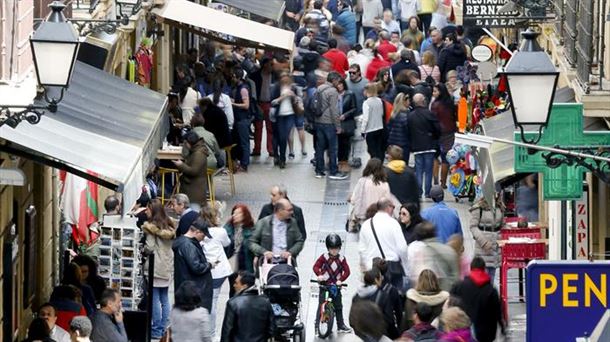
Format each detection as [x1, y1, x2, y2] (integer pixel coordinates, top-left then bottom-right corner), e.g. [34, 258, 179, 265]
[60, 171, 99, 246]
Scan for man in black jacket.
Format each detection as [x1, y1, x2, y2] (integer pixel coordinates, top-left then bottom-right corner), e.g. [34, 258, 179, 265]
[258, 184, 307, 239]
[391, 49, 420, 80]
[172, 218, 214, 311]
[221, 271, 275, 342]
[172, 193, 199, 237]
[385, 145, 419, 205]
[451, 257, 506, 342]
[407, 94, 441, 199]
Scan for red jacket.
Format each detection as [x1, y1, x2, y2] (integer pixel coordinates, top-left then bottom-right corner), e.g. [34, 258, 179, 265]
[313, 253, 351, 284]
[323, 48, 349, 75]
[366, 57, 391, 81]
[378, 40, 397, 62]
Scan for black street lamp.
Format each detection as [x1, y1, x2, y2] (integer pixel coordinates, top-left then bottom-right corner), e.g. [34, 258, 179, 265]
[0, 1, 80, 129]
[503, 28, 560, 144]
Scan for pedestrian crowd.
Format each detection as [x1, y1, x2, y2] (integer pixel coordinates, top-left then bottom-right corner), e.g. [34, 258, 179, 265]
[21, 1, 511, 341]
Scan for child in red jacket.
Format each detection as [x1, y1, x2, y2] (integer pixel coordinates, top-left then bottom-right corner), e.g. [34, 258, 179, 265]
[313, 233, 352, 334]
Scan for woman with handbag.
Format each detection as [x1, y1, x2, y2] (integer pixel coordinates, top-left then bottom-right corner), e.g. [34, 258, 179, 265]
[142, 198, 176, 340]
[468, 197, 504, 282]
[348, 158, 393, 232]
[337, 78, 357, 173]
[270, 72, 302, 169]
[223, 204, 256, 297]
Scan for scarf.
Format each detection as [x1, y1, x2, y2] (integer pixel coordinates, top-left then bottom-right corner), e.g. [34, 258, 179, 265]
[387, 160, 406, 173]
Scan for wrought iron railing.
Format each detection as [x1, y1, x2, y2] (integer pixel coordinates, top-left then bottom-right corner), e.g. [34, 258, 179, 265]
[575, 0, 594, 93]
[564, 0, 578, 67]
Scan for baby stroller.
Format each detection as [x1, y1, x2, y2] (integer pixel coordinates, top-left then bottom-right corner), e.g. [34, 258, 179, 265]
[259, 256, 306, 341]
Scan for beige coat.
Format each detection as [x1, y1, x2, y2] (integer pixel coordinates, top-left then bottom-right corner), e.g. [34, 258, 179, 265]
[143, 222, 176, 281]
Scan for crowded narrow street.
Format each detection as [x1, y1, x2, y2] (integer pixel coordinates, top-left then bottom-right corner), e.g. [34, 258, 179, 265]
[1, 1, 609, 342]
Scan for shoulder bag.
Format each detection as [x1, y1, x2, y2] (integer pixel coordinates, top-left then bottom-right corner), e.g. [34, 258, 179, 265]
[370, 218, 405, 279]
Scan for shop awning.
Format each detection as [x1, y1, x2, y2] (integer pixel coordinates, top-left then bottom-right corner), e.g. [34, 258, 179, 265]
[215, 0, 286, 22]
[152, 0, 294, 52]
[0, 61, 168, 211]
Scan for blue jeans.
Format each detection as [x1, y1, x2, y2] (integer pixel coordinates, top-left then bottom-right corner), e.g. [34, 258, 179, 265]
[235, 119, 250, 168]
[276, 114, 295, 163]
[151, 286, 170, 338]
[414, 152, 435, 197]
[314, 123, 339, 175]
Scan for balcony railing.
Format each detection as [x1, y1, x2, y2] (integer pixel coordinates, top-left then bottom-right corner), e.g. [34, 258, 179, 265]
[564, 0, 578, 67]
[575, 0, 594, 93]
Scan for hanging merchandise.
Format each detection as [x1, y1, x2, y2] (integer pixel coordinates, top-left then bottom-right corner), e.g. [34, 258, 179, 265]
[447, 143, 482, 202]
[135, 37, 154, 87]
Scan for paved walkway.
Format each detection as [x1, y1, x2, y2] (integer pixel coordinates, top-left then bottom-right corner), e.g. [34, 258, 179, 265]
[209, 134, 525, 341]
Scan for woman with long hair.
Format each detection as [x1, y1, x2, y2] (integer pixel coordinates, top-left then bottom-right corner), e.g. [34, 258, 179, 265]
[386, 92, 411, 163]
[349, 158, 394, 228]
[402, 269, 450, 331]
[223, 204, 256, 297]
[430, 83, 457, 188]
[398, 202, 424, 244]
[206, 78, 234, 130]
[418, 51, 441, 84]
[198, 202, 232, 336]
[143, 198, 176, 339]
[374, 67, 395, 102]
[72, 255, 107, 302]
[337, 77, 357, 173]
[24, 317, 54, 342]
[62, 263, 96, 317]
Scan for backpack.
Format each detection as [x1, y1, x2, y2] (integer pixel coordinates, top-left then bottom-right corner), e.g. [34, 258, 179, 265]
[307, 86, 331, 118]
[422, 66, 436, 86]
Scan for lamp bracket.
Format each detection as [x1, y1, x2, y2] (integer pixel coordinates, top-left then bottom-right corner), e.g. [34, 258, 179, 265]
[517, 124, 546, 145]
[539, 147, 610, 183]
[69, 18, 129, 36]
[0, 88, 65, 128]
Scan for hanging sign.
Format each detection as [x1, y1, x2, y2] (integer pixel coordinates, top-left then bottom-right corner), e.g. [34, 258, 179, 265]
[472, 45, 493, 62]
[463, 0, 520, 27]
[573, 187, 589, 260]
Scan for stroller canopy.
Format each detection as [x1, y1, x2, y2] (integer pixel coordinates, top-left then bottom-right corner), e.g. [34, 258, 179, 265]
[267, 264, 299, 287]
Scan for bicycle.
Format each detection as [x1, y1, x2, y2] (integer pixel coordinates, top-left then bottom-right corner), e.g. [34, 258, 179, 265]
[310, 279, 347, 339]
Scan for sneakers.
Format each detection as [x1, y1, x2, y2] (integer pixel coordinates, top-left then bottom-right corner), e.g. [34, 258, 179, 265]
[315, 172, 326, 178]
[337, 325, 353, 333]
[329, 172, 348, 180]
[288, 152, 295, 160]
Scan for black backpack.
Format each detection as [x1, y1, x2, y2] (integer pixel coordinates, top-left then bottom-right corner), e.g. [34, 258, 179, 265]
[307, 86, 330, 118]
[421, 66, 436, 86]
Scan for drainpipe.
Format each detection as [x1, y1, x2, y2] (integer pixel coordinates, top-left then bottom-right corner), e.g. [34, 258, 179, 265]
[600, 0, 608, 90]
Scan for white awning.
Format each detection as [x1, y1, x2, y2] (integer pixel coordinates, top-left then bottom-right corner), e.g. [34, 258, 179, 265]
[152, 0, 294, 52]
[0, 62, 167, 211]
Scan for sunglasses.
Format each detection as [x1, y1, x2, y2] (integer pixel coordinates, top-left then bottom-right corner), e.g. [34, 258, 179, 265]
[349, 71, 359, 75]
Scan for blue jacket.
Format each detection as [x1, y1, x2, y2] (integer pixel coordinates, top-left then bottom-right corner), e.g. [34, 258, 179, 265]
[336, 8, 357, 46]
[421, 202, 462, 243]
[387, 111, 410, 149]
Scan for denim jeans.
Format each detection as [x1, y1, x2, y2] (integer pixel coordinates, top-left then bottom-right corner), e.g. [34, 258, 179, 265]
[276, 114, 296, 163]
[210, 277, 227, 336]
[414, 152, 435, 197]
[235, 119, 251, 167]
[315, 123, 339, 175]
[151, 286, 170, 338]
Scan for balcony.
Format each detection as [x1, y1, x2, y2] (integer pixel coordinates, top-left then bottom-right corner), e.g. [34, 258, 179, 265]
[540, 0, 610, 117]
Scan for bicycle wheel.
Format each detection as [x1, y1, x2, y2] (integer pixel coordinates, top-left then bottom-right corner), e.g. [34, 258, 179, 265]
[317, 303, 335, 339]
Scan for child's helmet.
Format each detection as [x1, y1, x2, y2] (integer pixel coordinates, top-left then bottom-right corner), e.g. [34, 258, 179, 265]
[325, 233, 342, 249]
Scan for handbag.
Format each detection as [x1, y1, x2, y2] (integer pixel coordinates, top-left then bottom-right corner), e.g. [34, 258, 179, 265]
[370, 218, 405, 278]
[292, 96, 305, 115]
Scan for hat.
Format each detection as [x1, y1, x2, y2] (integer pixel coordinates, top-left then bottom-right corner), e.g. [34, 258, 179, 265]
[191, 218, 212, 238]
[299, 36, 311, 48]
[430, 185, 445, 202]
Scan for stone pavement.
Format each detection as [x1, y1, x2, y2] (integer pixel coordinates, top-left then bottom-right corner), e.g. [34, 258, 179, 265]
[207, 134, 526, 341]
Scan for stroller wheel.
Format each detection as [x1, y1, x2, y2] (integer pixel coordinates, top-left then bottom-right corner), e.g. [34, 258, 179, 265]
[292, 328, 306, 342]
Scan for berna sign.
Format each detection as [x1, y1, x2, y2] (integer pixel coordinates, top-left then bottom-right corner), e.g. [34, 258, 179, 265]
[472, 45, 493, 62]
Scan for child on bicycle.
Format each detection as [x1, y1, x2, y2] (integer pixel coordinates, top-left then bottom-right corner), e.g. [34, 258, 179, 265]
[312, 233, 352, 334]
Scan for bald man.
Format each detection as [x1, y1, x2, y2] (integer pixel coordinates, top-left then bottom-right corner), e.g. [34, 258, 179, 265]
[407, 94, 441, 198]
[250, 198, 305, 265]
[258, 185, 307, 239]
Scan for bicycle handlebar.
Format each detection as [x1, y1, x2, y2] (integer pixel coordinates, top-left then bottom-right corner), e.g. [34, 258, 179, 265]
[310, 279, 348, 287]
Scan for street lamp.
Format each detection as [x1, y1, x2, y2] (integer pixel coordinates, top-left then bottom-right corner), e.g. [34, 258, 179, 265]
[0, 1, 80, 129]
[503, 28, 559, 144]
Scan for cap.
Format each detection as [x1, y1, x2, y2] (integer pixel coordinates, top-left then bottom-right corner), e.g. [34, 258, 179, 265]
[191, 218, 212, 238]
[430, 185, 445, 202]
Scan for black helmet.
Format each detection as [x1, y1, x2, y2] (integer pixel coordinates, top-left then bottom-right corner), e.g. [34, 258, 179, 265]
[325, 233, 342, 249]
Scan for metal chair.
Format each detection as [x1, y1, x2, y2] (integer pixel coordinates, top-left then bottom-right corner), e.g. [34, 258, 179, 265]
[159, 167, 180, 204]
[223, 144, 237, 195]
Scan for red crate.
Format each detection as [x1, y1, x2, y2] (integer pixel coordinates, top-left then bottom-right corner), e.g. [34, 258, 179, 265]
[500, 228, 542, 240]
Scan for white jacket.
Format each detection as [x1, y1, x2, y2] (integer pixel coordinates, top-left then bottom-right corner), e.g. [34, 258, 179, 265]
[201, 227, 233, 279]
[358, 211, 409, 273]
